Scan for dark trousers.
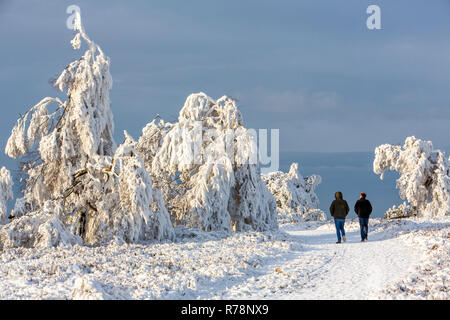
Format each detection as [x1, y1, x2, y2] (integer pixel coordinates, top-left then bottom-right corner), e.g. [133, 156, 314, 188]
[359, 218, 369, 240]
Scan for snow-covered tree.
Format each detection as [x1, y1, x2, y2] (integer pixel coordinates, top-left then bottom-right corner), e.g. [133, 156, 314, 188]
[5, 12, 114, 210]
[0, 167, 13, 223]
[374, 136, 450, 218]
[2, 12, 174, 246]
[262, 163, 325, 223]
[136, 93, 278, 232]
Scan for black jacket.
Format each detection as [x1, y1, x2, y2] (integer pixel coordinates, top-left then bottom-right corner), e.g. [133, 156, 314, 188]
[354, 198, 372, 218]
[330, 199, 350, 219]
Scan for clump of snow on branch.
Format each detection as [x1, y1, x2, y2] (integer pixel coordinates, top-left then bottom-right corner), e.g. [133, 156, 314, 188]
[262, 163, 325, 223]
[2, 12, 173, 247]
[137, 93, 278, 232]
[0, 167, 13, 223]
[374, 136, 450, 218]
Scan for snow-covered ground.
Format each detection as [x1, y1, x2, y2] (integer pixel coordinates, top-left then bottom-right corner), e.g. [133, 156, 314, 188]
[0, 217, 448, 300]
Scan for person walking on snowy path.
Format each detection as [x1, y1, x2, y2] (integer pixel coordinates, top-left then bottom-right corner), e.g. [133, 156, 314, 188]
[354, 192, 372, 242]
[330, 191, 349, 244]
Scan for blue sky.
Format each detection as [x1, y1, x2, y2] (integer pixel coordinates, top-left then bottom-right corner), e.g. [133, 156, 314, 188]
[1, 0, 450, 159]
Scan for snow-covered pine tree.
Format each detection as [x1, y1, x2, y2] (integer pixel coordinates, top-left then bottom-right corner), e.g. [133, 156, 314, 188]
[2, 12, 174, 247]
[0, 167, 13, 223]
[262, 162, 325, 223]
[136, 93, 278, 232]
[374, 136, 450, 218]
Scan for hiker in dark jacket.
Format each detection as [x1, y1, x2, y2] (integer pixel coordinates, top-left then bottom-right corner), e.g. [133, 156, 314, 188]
[330, 191, 349, 244]
[354, 192, 372, 242]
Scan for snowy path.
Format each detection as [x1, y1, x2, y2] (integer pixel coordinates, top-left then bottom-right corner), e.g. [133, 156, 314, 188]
[218, 220, 423, 299]
[2, 218, 444, 300]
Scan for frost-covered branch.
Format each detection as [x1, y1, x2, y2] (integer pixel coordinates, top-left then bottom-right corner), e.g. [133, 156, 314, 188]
[5, 97, 65, 159]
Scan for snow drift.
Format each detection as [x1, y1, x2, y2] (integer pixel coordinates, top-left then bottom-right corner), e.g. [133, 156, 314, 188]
[262, 163, 325, 223]
[374, 136, 450, 218]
